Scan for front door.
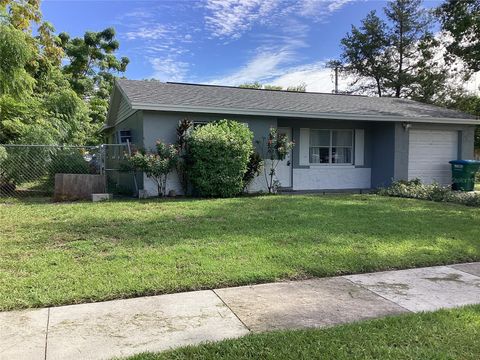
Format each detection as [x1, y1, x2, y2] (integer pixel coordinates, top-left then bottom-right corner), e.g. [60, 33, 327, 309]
[275, 127, 292, 188]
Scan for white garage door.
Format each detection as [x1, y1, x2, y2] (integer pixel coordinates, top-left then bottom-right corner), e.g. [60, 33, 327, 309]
[408, 130, 458, 185]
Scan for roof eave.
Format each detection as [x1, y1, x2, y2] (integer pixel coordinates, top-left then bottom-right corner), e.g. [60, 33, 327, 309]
[131, 102, 480, 125]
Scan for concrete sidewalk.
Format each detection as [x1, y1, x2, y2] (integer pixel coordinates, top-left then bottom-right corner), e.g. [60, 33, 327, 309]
[2, 262, 480, 360]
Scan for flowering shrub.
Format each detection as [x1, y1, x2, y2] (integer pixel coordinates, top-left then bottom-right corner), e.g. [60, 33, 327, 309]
[127, 141, 179, 197]
[261, 127, 295, 193]
[378, 179, 480, 207]
[187, 119, 253, 197]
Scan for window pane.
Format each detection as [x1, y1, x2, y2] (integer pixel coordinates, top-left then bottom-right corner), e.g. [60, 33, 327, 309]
[332, 147, 352, 164]
[332, 130, 352, 146]
[310, 147, 330, 163]
[310, 130, 330, 146]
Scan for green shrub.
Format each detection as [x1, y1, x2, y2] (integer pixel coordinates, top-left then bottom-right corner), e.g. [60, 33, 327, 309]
[0, 146, 14, 193]
[48, 150, 91, 181]
[187, 120, 253, 197]
[0, 146, 51, 185]
[379, 179, 480, 207]
[243, 151, 263, 191]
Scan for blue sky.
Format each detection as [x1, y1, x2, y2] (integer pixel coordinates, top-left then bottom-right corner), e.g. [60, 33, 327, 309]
[42, 0, 442, 92]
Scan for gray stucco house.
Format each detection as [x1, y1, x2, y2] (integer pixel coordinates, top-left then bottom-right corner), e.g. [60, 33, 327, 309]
[105, 79, 479, 196]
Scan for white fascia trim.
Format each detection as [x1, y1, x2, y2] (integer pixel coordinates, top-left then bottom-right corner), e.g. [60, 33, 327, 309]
[131, 102, 480, 125]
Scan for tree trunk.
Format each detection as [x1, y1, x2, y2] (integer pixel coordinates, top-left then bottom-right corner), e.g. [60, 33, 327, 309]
[396, 20, 404, 98]
[376, 78, 382, 97]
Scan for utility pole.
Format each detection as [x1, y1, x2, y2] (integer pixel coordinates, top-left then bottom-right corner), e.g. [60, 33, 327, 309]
[334, 66, 339, 94]
[326, 60, 342, 94]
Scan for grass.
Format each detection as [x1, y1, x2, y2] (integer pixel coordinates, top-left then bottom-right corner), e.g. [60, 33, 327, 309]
[125, 304, 480, 360]
[1, 194, 479, 311]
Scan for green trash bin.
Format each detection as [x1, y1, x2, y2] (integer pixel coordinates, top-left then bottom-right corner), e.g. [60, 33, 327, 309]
[449, 160, 480, 191]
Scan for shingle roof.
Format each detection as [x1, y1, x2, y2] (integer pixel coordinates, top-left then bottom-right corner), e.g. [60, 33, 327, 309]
[116, 79, 477, 122]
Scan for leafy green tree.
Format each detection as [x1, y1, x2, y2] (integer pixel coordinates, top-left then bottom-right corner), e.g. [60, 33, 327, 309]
[60, 28, 129, 131]
[406, 35, 448, 104]
[338, 0, 445, 101]
[239, 82, 306, 91]
[286, 82, 306, 92]
[0, 0, 91, 145]
[0, 24, 35, 97]
[437, 0, 480, 73]
[264, 84, 283, 90]
[384, 0, 432, 97]
[239, 82, 263, 89]
[0, 0, 41, 32]
[340, 11, 391, 96]
[443, 92, 480, 149]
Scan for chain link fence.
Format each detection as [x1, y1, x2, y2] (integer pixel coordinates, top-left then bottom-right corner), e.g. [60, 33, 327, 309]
[0, 144, 136, 200]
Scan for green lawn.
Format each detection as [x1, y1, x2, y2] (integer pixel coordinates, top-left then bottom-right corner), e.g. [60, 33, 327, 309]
[1, 194, 479, 311]
[125, 305, 480, 360]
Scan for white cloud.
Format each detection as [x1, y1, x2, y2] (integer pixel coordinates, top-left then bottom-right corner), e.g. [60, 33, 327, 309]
[117, 8, 195, 81]
[269, 62, 352, 93]
[208, 56, 352, 93]
[150, 57, 189, 82]
[208, 47, 295, 85]
[299, 0, 354, 18]
[204, 0, 356, 39]
[125, 25, 171, 40]
[204, 0, 279, 39]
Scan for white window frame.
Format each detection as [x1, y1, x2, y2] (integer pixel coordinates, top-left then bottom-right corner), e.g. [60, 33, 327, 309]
[117, 129, 132, 144]
[309, 129, 354, 166]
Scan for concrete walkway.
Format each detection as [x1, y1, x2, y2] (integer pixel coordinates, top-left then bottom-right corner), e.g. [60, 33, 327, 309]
[2, 262, 480, 360]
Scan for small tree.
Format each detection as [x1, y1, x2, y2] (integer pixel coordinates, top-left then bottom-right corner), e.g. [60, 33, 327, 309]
[261, 127, 295, 194]
[127, 141, 179, 197]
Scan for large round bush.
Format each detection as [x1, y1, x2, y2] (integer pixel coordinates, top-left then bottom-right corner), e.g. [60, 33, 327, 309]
[187, 120, 253, 197]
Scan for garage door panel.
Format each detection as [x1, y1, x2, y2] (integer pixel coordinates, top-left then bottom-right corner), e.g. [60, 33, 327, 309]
[408, 130, 458, 185]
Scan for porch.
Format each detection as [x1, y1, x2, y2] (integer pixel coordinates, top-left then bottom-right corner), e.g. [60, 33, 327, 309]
[274, 119, 397, 191]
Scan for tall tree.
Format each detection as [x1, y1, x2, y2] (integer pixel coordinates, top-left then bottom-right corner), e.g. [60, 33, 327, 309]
[0, 23, 35, 97]
[437, 0, 480, 73]
[339, 10, 391, 96]
[338, 0, 445, 101]
[443, 91, 480, 149]
[0, 0, 41, 32]
[0, 0, 90, 145]
[406, 35, 448, 104]
[384, 0, 432, 97]
[60, 28, 129, 128]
